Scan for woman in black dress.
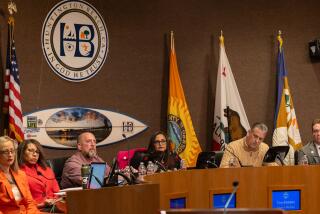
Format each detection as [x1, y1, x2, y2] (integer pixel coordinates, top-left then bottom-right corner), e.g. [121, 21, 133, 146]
[146, 131, 181, 171]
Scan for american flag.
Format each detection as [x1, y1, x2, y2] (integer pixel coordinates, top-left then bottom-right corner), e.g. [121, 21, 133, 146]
[3, 17, 24, 143]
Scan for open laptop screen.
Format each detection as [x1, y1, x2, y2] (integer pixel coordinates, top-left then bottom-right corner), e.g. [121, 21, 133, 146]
[89, 162, 106, 189]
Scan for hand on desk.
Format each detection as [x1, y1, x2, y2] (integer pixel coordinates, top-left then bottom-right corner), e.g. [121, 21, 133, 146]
[263, 162, 280, 166]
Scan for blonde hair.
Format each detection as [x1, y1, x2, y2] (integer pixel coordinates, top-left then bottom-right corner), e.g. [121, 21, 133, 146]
[0, 136, 19, 172]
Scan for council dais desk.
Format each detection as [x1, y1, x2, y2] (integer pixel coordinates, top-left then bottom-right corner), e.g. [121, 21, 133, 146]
[145, 165, 320, 213]
[66, 183, 159, 214]
[65, 166, 319, 214]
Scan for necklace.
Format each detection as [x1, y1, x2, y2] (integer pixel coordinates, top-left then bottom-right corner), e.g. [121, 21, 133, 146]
[4, 171, 15, 185]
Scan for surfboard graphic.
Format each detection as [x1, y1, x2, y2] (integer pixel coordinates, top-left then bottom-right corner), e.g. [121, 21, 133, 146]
[23, 107, 148, 149]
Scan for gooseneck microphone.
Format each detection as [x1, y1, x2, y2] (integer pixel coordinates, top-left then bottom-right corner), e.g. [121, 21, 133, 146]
[122, 133, 141, 184]
[154, 160, 167, 172]
[224, 146, 244, 167]
[206, 160, 218, 168]
[275, 154, 285, 166]
[114, 170, 133, 184]
[122, 133, 129, 165]
[223, 181, 239, 214]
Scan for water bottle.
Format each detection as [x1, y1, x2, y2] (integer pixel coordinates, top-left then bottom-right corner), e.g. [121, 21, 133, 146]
[146, 161, 155, 175]
[138, 162, 146, 178]
[81, 164, 91, 189]
[180, 159, 187, 170]
[228, 157, 236, 168]
[299, 154, 309, 165]
[123, 166, 131, 178]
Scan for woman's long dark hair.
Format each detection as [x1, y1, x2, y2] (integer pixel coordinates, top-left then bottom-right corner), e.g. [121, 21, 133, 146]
[17, 139, 47, 169]
[147, 131, 171, 165]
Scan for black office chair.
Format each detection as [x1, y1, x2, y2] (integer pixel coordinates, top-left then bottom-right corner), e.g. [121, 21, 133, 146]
[196, 152, 218, 169]
[294, 150, 299, 165]
[214, 151, 224, 167]
[47, 156, 69, 187]
[195, 151, 224, 169]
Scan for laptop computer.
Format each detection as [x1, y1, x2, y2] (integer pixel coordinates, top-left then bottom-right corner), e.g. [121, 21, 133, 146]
[88, 162, 106, 189]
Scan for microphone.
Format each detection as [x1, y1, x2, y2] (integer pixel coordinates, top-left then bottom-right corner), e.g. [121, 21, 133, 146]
[224, 146, 244, 167]
[154, 160, 167, 172]
[275, 154, 285, 166]
[114, 170, 133, 185]
[122, 133, 130, 166]
[105, 157, 119, 186]
[122, 133, 141, 184]
[206, 160, 218, 168]
[223, 181, 239, 214]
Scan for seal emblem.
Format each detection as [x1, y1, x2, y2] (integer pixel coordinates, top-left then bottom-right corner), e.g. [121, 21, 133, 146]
[42, 0, 108, 82]
[168, 114, 187, 154]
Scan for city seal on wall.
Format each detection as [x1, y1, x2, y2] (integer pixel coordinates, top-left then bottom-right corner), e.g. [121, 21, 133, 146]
[41, 0, 108, 82]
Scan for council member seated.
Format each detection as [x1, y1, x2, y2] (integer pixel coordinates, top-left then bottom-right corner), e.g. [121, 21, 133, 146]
[220, 122, 269, 168]
[297, 118, 320, 164]
[148, 131, 181, 171]
[61, 132, 110, 189]
[0, 136, 40, 214]
[135, 131, 181, 171]
[17, 139, 60, 211]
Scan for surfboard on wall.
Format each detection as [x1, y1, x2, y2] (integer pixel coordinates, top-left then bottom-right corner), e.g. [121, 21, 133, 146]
[23, 107, 148, 149]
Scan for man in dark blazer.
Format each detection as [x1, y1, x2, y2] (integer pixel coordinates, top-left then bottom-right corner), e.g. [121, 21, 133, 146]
[297, 119, 320, 164]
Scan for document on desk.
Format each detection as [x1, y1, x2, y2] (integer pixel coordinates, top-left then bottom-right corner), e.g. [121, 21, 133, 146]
[54, 187, 83, 196]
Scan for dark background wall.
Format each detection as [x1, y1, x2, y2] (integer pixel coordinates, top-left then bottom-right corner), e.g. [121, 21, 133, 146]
[0, 0, 320, 163]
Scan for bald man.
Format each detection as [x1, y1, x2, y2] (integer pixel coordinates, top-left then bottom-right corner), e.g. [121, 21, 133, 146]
[60, 132, 109, 189]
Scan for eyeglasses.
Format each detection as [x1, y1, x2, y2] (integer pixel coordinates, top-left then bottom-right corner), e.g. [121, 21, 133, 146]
[0, 149, 16, 156]
[154, 140, 166, 145]
[26, 149, 40, 155]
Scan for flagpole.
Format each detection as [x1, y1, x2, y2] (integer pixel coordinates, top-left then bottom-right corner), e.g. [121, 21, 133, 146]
[8, 1, 17, 137]
[220, 30, 224, 46]
[4, 0, 24, 142]
[170, 31, 174, 51]
[277, 30, 283, 50]
[3, 1, 17, 136]
[8, 1, 16, 66]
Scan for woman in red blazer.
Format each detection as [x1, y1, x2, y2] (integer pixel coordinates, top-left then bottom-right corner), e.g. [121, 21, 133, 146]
[0, 136, 40, 214]
[17, 139, 60, 211]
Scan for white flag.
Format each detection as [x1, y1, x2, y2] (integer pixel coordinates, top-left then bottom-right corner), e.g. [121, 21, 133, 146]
[212, 34, 250, 151]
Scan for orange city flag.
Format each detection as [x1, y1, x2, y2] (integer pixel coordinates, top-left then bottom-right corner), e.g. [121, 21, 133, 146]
[167, 32, 202, 167]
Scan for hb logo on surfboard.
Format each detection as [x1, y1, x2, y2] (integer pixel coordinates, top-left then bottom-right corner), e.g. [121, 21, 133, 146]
[42, 0, 108, 82]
